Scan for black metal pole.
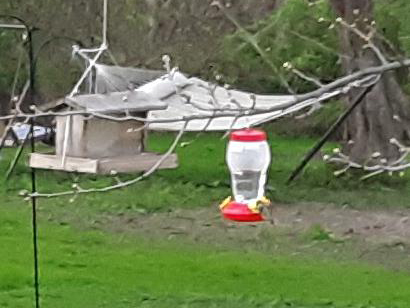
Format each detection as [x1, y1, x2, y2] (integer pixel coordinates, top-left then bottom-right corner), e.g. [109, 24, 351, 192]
[1, 17, 83, 308]
[30, 120, 40, 308]
[0, 16, 41, 308]
[286, 82, 378, 185]
[3, 35, 82, 181]
[27, 26, 40, 308]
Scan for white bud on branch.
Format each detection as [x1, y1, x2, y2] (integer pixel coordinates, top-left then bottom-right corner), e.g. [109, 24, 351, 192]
[19, 190, 29, 196]
[282, 62, 292, 70]
[162, 54, 171, 63]
[371, 152, 381, 158]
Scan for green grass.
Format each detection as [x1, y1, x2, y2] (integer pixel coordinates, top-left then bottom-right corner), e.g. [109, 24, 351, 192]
[148, 132, 410, 209]
[1, 131, 410, 213]
[1, 134, 410, 307]
[1, 203, 410, 308]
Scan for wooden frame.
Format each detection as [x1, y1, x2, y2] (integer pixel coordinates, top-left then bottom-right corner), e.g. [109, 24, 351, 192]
[29, 152, 178, 174]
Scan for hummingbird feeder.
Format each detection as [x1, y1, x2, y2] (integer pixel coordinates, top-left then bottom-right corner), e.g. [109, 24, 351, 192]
[220, 128, 272, 222]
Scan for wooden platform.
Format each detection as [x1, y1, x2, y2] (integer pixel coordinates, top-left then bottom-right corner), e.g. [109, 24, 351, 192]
[29, 152, 178, 174]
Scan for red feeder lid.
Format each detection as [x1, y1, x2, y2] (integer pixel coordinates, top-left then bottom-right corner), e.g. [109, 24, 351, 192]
[230, 129, 267, 142]
[222, 202, 264, 222]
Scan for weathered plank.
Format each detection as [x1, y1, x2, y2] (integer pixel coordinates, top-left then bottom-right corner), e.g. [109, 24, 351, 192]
[29, 153, 98, 173]
[56, 116, 145, 159]
[0, 121, 6, 139]
[98, 153, 178, 174]
[29, 152, 178, 174]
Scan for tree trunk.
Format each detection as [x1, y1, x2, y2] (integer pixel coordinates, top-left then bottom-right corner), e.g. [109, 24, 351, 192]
[330, 0, 410, 163]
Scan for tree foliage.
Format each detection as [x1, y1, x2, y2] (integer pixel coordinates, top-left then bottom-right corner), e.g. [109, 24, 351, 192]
[1, 0, 410, 103]
[218, 0, 338, 93]
[0, 0, 275, 97]
[218, 0, 410, 94]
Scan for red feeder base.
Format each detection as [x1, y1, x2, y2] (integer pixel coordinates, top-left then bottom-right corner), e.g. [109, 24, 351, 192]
[221, 202, 264, 222]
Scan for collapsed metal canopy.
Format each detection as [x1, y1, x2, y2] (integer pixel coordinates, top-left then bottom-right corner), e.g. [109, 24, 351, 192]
[62, 64, 335, 131]
[138, 72, 318, 131]
[94, 64, 164, 94]
[65, 90, 168, 114]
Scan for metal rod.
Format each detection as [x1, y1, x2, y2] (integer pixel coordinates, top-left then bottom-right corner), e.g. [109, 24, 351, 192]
[286, 82, 378, 184]
[30, 118, 40, 308]
[2, 15, 42, 306]
[0, 23, 26, 29]
[27, 26, 41, 308]
[5, 27, 37, 181]
[103, 0, 108, 46]
[0, 16, 83, 308]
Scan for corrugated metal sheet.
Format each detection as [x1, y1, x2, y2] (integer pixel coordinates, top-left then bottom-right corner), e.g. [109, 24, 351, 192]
[95, 64, 165, 93]
[63, 67, 329, 131]
[138, 72, 310, 131]
[66, 90, 168, 114]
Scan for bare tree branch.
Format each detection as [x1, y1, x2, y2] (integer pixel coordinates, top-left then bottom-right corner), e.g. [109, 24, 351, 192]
[324, 138, 410, 180]
[337, 18, 388, 65]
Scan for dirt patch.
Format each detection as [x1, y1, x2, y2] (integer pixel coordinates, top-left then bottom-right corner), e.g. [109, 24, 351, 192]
[86, 203, 410, 270]
[274, 204, 410, 246]
[104, 203, 410, 244]
[49, 202, 410, 270]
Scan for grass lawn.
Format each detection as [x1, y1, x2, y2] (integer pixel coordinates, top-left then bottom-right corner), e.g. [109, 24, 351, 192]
[1, 202, 410, 308]
[2, 131, 410, 211]
[1, 132, 410, 307]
